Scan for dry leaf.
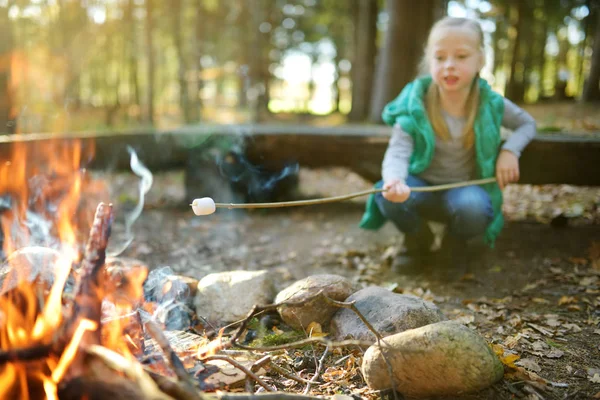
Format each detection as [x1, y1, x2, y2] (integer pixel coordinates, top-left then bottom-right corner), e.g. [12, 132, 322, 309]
[590, 374, 600, 384]
[516, 358, 542, 373]
[307, 322, 327, 337]
[546, 349, 564, 359]
[532, 298, 550, 304]
[563, 323, 582, 333]
[558, 296, 578, 305]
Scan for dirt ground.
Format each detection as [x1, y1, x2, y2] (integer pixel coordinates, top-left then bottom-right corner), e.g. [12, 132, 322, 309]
[102, 168, 600, 400]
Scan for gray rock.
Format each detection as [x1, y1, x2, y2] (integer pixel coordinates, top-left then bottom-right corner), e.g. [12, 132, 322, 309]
[361, 320, 504, 398]
[330, 286, 445, 343]
[274, 274, 357, 331]
[194, 270, 274, 325]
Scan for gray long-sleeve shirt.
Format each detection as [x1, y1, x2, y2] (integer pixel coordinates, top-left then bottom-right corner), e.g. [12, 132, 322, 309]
[381, 98, 537, 184]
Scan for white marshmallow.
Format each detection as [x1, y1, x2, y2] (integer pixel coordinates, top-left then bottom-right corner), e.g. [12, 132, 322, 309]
[191, 197, 216, 216]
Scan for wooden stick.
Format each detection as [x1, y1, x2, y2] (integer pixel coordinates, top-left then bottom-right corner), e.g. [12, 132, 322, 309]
[85, 344, 175, 400]
[194, 177, 497, 210]
[0, 343, 54, 364]
[142, 317, 201, 398]
[201, 355, 274, 392]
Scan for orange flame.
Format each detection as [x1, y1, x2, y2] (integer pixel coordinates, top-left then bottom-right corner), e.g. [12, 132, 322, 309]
[0, 138, 138, 398]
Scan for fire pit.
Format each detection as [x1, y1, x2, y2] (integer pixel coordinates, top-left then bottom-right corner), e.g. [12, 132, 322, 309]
[0, 138, 358, 400]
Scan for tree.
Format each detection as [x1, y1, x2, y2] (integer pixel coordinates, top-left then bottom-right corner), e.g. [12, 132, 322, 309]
[145, 0, 156, 125]
[348, 0, 378, 122]
[0, 5, 15, 134]
[582, 4, 600, 101]
[369, 0, 439, 123]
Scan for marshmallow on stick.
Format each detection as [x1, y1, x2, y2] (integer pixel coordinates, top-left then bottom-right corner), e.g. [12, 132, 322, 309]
[189, 177, 498, 216]
[191, 197, 216, 215]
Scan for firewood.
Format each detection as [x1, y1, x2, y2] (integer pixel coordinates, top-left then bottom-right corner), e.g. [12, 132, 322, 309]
[85, 344, 175, 400]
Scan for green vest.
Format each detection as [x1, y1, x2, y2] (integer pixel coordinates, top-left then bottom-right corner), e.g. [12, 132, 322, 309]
[359, 75, 505, 247]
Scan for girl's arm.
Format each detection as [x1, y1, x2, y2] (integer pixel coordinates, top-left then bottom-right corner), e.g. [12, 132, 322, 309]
[500, 98, 537, 156]
[382, 124, 413, 183]
[496, 98, 537, 189]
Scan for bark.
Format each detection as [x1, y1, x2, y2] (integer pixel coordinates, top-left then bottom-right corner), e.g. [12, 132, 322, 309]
[369, 0, 437, 123]
[505, 1, 534, 103]
[582, 7, 600, 101]
[348, 0, 378, 122]
[145, 0, 156, 125]
[0, 6, 15, 134]
[128, 0, 140, 109]
[172, 0, 192, 123]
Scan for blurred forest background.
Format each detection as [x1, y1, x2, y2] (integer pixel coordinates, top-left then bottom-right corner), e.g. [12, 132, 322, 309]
[0, 0, 599, 134]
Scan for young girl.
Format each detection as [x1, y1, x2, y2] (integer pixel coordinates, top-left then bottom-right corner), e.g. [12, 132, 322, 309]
[360, 17, 536, 275]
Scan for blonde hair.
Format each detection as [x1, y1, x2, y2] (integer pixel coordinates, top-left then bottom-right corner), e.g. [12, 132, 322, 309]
[420, 17, 485, 149]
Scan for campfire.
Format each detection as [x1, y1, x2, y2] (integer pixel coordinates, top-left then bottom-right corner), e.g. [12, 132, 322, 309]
[0, 138, 372, 400]
[0, 139, 202, 399]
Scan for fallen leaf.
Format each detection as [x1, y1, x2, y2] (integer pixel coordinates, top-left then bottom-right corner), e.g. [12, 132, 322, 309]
[528, 323, 554, 336]
[532, 298, 550, 304]
[546, 349, 564, 359]
[307, 322, 327, 337]
[563, 323, 582, 333]
[532, 341, 549, 352]
[489, 265, 503, 273]
[558, 296, 578, 305]
[569, 257, 589, 266]
[590, 374, 600, 384]
[516, 358, 542, 373]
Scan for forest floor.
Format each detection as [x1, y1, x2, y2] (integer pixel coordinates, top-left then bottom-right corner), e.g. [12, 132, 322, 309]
[101, 165, 600, 400]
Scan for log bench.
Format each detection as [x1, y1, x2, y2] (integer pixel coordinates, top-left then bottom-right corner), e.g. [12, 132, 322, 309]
[1, 125, 599, 202]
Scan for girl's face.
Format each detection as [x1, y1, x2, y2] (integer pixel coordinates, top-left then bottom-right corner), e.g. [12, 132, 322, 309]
[429, 27, 483, 94]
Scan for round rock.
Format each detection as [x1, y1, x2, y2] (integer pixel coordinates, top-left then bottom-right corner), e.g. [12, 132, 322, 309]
[275, 274, 357, 331]
[362, 320, 504, 397]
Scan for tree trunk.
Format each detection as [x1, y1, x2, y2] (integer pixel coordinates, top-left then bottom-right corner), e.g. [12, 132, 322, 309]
[249, 0, 272, 122]
[126, 0, 141, 120]
[348, 0, 378, 122]
[582, 7, 600, 101]
[535, 17, 548, 98]
[492, 15, 507, 78]
[505, 1, 533, 102]
[369, 0, 437, 123]
[145, 0, 156, 125]
[0, 6, 15, 134]
[171, 0, 191, 123]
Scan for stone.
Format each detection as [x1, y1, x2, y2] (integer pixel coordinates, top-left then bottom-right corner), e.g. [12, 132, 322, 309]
[331, 286, 446, 343]
[361, 320, 504, 398]
[194, 270, 274, 325]
[274, 274, 357, 331]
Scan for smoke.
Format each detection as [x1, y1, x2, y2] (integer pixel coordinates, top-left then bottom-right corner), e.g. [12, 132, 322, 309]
[217, 150, 299, 203]
[108, 146, 153, 257]
[142, 266, 192, 330]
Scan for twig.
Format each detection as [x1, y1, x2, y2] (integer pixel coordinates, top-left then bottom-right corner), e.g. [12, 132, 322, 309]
[204, 394, 322, 400]
[147, 370, 206, 400]
[245, 355, 272, 393]
[201, 355, 275, 392]
[303, 345, 329, 395]
[143, 316, 200, 397]
[267, 363, 314, 385]
[233, 337, 375, 352]
[320, 295, 383, 341]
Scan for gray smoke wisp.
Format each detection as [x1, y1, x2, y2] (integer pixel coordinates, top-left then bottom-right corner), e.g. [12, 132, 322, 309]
[142, 266, 192, 330]
[108, 146, 153, 257]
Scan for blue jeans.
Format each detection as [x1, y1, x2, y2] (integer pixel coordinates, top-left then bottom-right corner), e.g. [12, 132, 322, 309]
[374, 175, 493, 240]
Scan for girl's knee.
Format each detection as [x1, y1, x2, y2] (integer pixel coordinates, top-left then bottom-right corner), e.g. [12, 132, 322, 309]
[446, 187, 493, 236]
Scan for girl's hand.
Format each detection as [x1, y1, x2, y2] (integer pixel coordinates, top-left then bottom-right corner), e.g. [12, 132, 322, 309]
[496, 150, 520, 190]
[382, 179, 411, 203]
